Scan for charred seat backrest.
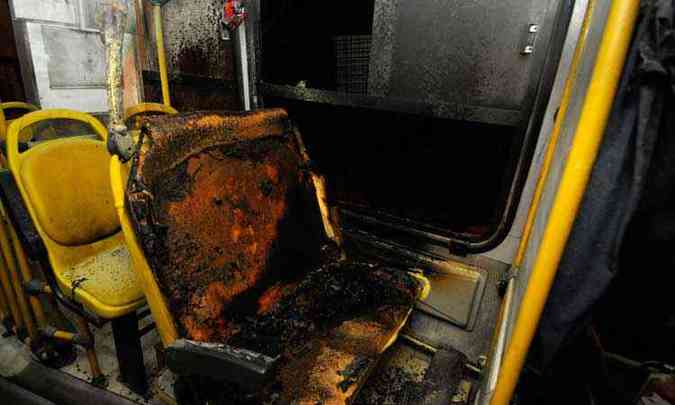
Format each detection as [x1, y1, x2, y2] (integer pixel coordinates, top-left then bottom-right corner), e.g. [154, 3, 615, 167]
[127, 109, 327, 341]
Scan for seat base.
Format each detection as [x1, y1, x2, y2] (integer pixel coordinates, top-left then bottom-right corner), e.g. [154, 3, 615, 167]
[111, 312, 148, 396]
[53, 232, 145, 318]
[174, 261, 425, 404]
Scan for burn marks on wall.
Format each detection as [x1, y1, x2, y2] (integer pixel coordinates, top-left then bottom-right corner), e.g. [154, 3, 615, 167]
[160, 0, 233, 81]
[140, 0, 239, 110]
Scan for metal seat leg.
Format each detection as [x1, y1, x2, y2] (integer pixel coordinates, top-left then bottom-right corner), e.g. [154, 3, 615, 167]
[111, 312, 148, 395]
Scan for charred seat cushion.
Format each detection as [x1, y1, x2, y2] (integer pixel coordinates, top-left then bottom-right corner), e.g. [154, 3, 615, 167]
[127, 109, 425, 404]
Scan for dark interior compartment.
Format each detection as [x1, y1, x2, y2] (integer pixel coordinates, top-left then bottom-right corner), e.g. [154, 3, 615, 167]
[260, 0, 374, 94]
[256, 0, 570, 248]
[265, 98, 520, 239]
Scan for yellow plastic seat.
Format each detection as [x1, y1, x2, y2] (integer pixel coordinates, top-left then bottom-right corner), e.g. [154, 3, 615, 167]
[6, 109, 144, 319]
[1, 102, 38, 142]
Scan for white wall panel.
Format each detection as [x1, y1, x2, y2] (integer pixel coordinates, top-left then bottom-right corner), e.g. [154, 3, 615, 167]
[11, 0, 78, 25]
[25, 22, 108, 111]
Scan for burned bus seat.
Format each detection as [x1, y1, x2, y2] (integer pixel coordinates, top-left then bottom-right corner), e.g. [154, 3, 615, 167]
[111, 109, 430, 404]
[0, 102, 38, 142]
[6, 109, 149, 394]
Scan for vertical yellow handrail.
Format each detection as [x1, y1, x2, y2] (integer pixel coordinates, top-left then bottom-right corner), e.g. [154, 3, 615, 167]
[9, 225, 47, 327]
[154, 4, 171, 107]
[489, 1, 640, 404]
[513, 0, 596, 268]
[486, 0, 596, 390]
[0, 207, 36, 340]
[0, 280, 8, 321]
[110, 156, 179, 346]
[0, 105, 6, 142]
[0, 256, 23, 332]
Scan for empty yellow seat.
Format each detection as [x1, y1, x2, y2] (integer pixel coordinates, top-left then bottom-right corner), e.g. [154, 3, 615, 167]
[7, 111, 144, 318]
[6, 109, 149, 394]
[45, 231, 142, 316]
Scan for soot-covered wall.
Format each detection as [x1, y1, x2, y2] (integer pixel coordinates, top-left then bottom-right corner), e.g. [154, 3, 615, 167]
[139, 0, 240, 111]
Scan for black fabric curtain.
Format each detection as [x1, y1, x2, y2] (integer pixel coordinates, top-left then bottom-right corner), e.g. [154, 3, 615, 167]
[528, 0, 675, 372]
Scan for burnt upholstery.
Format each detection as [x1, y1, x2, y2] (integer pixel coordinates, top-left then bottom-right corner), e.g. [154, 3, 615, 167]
[127, 109, 424, 404]
[128, 109, 326, 341]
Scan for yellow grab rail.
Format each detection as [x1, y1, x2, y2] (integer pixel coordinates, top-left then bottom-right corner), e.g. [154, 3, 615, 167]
[154, 5, 171, 107]
[489, 1, 640, 404]
[110, 156, 179, 346]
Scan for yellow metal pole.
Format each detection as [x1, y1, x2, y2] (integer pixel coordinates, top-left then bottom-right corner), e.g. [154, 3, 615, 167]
[71, 313, 104, 381]
[110, 156, 179, 346]
[0, 103, 6, 141]
[0, 213, 36, 340]
[154, 4, 171, 107]
[9, 224, 47, 327]
[0, 255, 23, 331]
[514, 0, 596, 267]
[489, 2, 640, 404]
[0, 278, 9, 321]
[485, 0, 596, 394]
